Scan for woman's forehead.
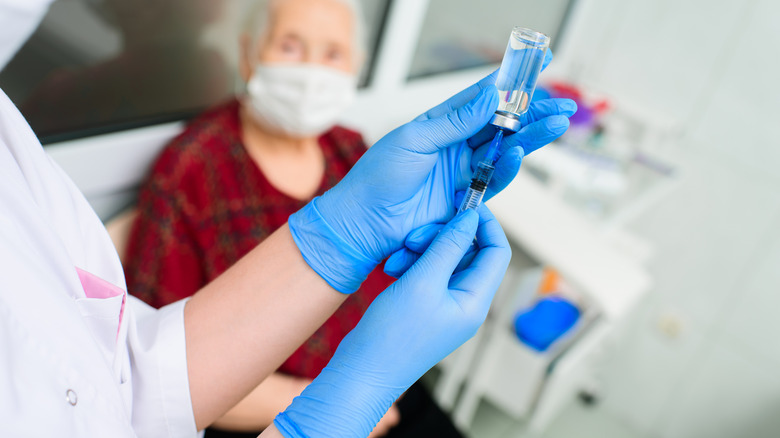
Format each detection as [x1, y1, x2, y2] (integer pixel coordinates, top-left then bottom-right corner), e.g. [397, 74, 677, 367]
[267, 0, 354, 45]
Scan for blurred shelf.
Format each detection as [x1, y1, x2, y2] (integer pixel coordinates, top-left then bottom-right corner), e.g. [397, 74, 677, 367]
[487, 168, 652, 321]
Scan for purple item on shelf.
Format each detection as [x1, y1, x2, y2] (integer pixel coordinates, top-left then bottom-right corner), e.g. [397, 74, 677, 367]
[568, 103, 594, 126]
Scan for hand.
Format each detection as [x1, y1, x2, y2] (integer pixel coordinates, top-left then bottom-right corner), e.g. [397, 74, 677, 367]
[289, 64, 575, 293]
[275, 206, 512, 437]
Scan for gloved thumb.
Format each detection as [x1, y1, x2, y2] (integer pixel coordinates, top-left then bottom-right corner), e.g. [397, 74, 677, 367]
[403, 210, 479, 282]
[404, 85, 498, 155]
[384, 223, 446, 277]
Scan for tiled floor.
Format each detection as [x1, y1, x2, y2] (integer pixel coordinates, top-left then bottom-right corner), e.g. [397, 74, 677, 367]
[466, 398, 646, 438]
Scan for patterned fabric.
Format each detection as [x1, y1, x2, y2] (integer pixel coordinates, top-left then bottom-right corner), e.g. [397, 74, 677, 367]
[123, 99, 394, 379]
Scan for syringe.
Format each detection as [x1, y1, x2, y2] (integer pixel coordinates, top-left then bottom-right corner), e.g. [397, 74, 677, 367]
[457, 26, 549, 213]
[458, 130, 504, 213]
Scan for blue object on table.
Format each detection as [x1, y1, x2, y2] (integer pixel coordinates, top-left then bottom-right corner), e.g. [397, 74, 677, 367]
[514, 296, 581, 352]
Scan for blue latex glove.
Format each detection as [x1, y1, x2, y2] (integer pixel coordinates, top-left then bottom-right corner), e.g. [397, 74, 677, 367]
[385, 192, 474, 278]
[289, 69, 576, 292]
[275, 206, 511, 437]
[384, 54, 573, 278]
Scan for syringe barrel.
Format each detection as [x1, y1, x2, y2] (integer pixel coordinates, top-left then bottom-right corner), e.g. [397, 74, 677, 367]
[458, 161, 495, 213]
[490, 27, 550, 132]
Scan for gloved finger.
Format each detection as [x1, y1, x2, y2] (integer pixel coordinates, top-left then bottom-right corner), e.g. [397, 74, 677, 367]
[403, 85, 498, 155]
[541, 49, 553, 72]
[449, 205, 511, 301]
[403, 210, 479, 283]
[474, 204, 509, 251]
[384, 248, 420, 278]
[465, 98, 576, 150]
[405, 223, 444, 253]
[506, 115, 570, 156]
[414, 70, 499, 122]
[520, 98, 577, 127]
[385, 223, 447, 277]
[483, 146, 524, 201]
[454, 241, 479, 274]
[451, 190, 478, 270]
[470, 114, 569, 166]
[469, 130, 523, 169]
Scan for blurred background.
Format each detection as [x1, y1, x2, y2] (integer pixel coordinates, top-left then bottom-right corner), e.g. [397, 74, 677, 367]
[2, 0, 779, 437]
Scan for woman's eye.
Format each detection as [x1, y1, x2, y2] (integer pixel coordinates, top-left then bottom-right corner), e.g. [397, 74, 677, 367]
[281, 41, 299, 53]
[277, 37, 303, 57]
[326, 48, 344, 62]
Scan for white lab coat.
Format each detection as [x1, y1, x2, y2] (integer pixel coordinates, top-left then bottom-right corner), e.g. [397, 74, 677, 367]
[0, 88, 197, 436]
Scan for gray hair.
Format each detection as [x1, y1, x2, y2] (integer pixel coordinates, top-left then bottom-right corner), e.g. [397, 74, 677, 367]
[243, 0, 367, 70]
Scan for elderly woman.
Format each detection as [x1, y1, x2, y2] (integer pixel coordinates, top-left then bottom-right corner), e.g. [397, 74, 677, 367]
[123, 0, 462, 437]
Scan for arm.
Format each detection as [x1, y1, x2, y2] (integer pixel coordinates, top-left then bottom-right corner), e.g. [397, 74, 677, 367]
[211, 372, 311, 432]
[184, 224, 345, 430]
[260, 426, 286, 438]
[211, 372, 399, 435]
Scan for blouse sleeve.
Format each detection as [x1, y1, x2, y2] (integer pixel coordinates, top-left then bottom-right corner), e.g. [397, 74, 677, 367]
[124, 147, 206, 309]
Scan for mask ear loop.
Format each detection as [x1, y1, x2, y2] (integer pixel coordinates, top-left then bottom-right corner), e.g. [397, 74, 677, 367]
[237, 53, 264, 100]
[237, 29, 266, 99]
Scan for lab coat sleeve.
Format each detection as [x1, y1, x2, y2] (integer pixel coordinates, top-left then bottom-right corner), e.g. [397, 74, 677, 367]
[125, 295, 199, 437]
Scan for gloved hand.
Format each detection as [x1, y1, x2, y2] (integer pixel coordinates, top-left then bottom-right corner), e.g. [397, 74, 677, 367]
[384, 192, 473, 278]
[275, 206, 511, 437]
[385, 54, 571, 278]
[289, 59, 576, 293]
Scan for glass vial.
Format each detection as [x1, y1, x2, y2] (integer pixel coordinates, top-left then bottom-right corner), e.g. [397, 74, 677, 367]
[490, 27, 550, 133]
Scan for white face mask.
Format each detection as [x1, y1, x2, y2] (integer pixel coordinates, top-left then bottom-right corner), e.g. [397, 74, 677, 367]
[245, 63, 358, 138]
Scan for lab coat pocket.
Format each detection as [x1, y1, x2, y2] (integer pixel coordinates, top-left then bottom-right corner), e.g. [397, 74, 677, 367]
[74, 268, 127, 366]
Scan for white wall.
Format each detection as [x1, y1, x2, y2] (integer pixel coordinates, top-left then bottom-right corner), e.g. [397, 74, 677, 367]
[558, 0, 780, 436]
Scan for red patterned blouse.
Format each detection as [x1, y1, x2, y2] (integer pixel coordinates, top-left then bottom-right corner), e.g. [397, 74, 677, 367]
[123, 99, 394, 379]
